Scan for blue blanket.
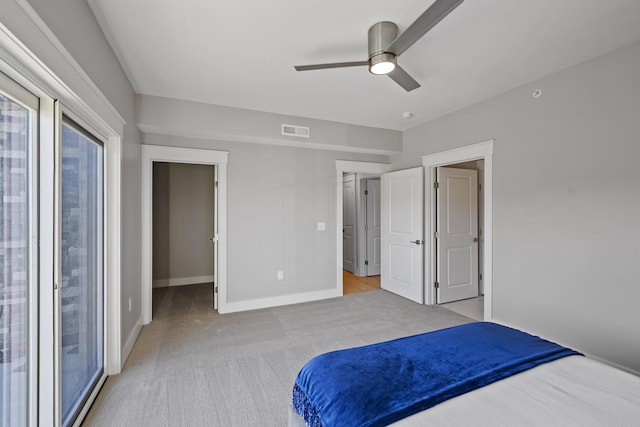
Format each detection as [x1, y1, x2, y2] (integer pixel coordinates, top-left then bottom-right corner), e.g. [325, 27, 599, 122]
[293, 322, 581, 427]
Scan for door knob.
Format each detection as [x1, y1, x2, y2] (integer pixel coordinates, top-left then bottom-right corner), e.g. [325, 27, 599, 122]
[473, 237, 478, 243]
[410, 240, 423, 245]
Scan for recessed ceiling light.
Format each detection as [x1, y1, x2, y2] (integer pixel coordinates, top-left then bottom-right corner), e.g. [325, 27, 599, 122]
[402, 112, 414, 119]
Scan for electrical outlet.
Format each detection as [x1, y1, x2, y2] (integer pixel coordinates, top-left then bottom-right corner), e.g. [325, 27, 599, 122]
[317, 222, 326, 231]
[128, 297, 132, 312]
[277, 270, 284, 280]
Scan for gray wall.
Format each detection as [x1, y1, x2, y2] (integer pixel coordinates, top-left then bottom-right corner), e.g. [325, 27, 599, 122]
[24, 0, 142, 351]
[393, 41, 640, 373]
[153, 163, 215, 284]
[136, 94, 402, 155]
[143, 132, 389, 303]
[138, 95, 397, 303]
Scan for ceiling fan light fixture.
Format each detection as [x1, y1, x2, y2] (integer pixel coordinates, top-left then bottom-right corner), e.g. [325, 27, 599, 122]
[293, 0, 466, 91]
[369, 53, 397, 75]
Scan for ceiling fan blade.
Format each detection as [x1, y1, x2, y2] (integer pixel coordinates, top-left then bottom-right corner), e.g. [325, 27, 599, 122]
[294, 61, 369, 71]
[386, 0, 464, 56]
[388, 65, 421, 92]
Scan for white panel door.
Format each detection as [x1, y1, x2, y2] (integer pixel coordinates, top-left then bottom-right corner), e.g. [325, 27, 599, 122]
[343, 174, 356, 273]
[437, 167, 479, 303]
[365, 179, 381, 276]
[381, 167, 424, 303]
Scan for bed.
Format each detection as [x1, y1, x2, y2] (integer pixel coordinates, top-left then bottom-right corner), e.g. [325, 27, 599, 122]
[289, 322, 640, 427]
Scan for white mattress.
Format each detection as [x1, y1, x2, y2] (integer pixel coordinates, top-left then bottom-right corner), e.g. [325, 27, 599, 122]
[289, 356, 640, 426]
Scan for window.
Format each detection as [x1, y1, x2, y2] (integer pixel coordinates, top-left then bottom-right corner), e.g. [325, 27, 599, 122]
[59, 118, 104, 426]
[0, 75, 37, 427]
[0, 67, 112, 426]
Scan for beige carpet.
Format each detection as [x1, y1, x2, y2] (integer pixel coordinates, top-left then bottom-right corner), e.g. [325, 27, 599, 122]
[84, 284, 472, 426]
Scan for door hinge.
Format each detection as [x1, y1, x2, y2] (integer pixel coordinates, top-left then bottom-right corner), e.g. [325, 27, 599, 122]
[434, 231, 440, 239]
[364, 224, 368, 231]
[215, 181, 218, 188]
[479, 273, 483, 281]
[479, 183, 482, 191]
[365, 260, 369, 265]
[434, 281, 440, 289]
[214, 286, 218, 293]
[364, 189, 368, 195]
[434, 182, 439, 189]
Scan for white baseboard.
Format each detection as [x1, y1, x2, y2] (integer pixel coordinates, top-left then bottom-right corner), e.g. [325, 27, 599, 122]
[153, 275, 214, 288]
[219, 288, 341, 314]
[120, 312, 143, 371]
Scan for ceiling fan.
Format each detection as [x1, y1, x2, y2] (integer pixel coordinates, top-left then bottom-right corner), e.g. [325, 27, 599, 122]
[294, 0, 464, 92]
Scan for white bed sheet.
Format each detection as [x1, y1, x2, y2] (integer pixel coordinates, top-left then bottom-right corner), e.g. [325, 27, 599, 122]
[289, 356, 640, 427]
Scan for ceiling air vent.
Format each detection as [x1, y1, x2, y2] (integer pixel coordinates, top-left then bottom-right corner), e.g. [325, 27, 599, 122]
[282, 124, 310, 138]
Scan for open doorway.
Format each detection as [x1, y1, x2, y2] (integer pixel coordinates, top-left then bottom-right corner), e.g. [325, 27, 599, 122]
[343, 173, 382, 294]
[435, 161, 484, 320]
[422, 140, 494, 321]
[141, 145, 228, 323]
[336, 161, 392, 295]
[151, 162, 215, 316]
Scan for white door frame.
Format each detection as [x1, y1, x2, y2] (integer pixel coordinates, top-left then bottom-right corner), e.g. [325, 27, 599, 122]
[336, 161, 392, 293]
[422, 140, 494, 319]
[141, 144, 228, 323]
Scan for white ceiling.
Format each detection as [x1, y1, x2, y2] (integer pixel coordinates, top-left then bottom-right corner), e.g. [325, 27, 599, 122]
[88, 0, 640, 131]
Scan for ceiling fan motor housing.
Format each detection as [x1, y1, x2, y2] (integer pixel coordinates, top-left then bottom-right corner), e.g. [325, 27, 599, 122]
[368, 21, 398, 58]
